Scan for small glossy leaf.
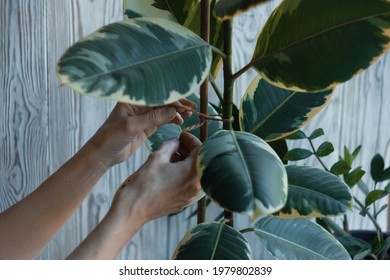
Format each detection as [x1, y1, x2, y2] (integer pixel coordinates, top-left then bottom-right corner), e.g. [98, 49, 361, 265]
[379, 167, 390, 182]
[214, 0, 269, 20]
[173, 222, 252, 260]
[344, 146, 354, 166]
[285, 130, 307, 140]
[254, 217, 351, 260]
[57, 18, 212, 106]
[283, 148, 313, 161]
[376, 204, 388, 218]
[365, 190, 389, 207]
[371, 154, 385, 181]
[252, 0, 390, 91]
[330, 160, 351, 175]
[308, 128, 325, 140]
[344, 167, 366, 187]
[316, 142, 334, 157]
[146, 124, 182, 152]
[281, 165, 352, 216]
[386, 182, 390, 192]
[197, 130, 288, 217]
[352, 146, 362, 159]
[239, 76, 333, 141]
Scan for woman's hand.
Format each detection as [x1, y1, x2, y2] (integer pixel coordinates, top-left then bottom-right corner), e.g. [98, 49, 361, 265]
[111, 132, 202, 226]
[87, 100, 196, 168]
[66, 133, 202, 259]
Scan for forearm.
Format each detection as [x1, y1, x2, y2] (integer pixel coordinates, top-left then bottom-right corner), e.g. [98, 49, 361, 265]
[66, 209, 143, 260]
[0, 141, 109, 259]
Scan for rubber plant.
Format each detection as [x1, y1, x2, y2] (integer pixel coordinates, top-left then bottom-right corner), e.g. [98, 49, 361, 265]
[56, 0, 390, 260]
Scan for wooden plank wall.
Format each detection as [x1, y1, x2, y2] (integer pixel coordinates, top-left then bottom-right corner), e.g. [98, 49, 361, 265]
[0, 0, 389, 260]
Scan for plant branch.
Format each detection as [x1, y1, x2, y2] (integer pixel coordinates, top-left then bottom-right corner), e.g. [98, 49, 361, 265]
[211, 45, 227, 59]
[353, 197, 382, 235]
[308, 138, 329, 172]
[209, 74, 224, 104]
[232, 62, 253, 81]
[222, 19, 234, 227]
[197, 0, 210, 225]
[239, 227, 255, 234]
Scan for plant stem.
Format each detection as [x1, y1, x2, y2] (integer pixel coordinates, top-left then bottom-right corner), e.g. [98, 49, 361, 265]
[211, 45, 227, 59]
[209, 74, 224, 104]
[308, 138, 329, 172]
[354, 197, 382, 235]
[240, 227, 255, 234]
[197, 0, 210, 225]
[222, 19, 234, 227]
[232, 62, 253, 81]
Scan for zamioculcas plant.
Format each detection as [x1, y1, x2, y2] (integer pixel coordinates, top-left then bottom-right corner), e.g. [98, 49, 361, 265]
[57, 0, 390, 259]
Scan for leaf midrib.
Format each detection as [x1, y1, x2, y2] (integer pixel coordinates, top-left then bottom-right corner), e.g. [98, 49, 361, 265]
[63, 44, 209, 84]
[255, 227, 329, 259]
[210, 223, 224, 259]
[229, 131, 255, 202]
[249, 90, 298, 134]
[252, 11, 390, 66]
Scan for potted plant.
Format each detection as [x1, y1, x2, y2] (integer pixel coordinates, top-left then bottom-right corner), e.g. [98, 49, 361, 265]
[56, 0, 390, 259]
[284, 129, 390, 259]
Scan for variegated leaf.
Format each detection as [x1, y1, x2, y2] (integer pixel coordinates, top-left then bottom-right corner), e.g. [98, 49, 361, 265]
[214, 0, 269, 20]
[146, 124, 182, 152]
[196, 130, 288, 217]
[57, 18, 211, 106]
[124, 0, 223, 78]
[252, 0, 390, 92]
[173, 222, 252, 260]
[239, 76, 333, 141]
[254, 216, 351, 260]
[123, 0, 175, 20]
[280, 165, 353, 217]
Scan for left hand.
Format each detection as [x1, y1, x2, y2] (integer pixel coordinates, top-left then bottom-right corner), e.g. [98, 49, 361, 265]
[88, 99, 196, 167]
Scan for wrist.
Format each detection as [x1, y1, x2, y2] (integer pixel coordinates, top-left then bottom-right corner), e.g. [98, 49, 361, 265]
[82, 138, 115, 171]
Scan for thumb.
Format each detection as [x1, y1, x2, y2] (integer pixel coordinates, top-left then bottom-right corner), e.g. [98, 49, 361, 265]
[155, 138, 180, 163]
[132, 107, 177, 133]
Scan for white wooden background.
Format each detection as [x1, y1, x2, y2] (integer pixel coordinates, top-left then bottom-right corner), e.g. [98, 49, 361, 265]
[0, 0, 389, 259]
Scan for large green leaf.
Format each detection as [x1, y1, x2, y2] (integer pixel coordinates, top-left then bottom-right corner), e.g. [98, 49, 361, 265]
[214, 0, 269, 20]
[124, 0, 224, 78]
[173, 222, 252, 260]
[57, 18, 211, 106]
[281, 165, 353, 217]
[252, 0, 390, 92]
[254, 216, 351, 260]
[123, 0, 176, 20]
[239, 76, 333, 141]
[196, 130, 288, 217]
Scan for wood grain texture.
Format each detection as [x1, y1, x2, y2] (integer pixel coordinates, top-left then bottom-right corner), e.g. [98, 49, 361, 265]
[0, 0, 388, 260]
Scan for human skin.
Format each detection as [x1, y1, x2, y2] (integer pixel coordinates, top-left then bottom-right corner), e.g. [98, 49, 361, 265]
[66, 132, 202, 259]
[0, 100, 196, 259]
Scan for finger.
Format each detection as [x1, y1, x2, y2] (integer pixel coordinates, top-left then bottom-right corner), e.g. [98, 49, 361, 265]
[180, 132, 202, 154]
[130, 107, 177, 134]
[155, 138, 180, 163]
[170, 112, 184, 125]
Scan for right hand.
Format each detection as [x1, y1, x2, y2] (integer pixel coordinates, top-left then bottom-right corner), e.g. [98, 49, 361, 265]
[110, 132, 202, 225]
